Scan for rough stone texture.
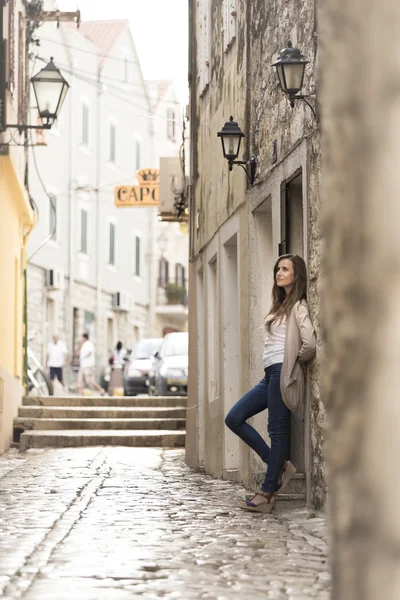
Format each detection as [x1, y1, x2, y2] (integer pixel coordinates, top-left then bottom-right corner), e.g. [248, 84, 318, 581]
[320, 0, 400, 597]
[0, 447, 330, 599]
[248, 0, 324, 509]
[188, 0, 325, 509]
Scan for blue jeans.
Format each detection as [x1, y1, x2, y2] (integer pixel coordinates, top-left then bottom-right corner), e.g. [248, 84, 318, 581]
[225, 363, 291, 494]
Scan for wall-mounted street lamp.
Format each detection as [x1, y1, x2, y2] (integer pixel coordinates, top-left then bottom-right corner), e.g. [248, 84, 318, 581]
[271, 41, 318, 121]
[6, 58, 70, 131]
[217, 116, 257, 185]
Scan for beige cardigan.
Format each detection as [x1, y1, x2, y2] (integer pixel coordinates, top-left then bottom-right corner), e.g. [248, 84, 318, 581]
[280, 300, 316, 413]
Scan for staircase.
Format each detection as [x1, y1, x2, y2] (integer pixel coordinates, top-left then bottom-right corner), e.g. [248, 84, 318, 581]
[14, 395, 186, 451]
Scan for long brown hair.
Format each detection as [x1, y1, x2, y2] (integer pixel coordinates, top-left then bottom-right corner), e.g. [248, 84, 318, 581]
[265, 254, 307, 331]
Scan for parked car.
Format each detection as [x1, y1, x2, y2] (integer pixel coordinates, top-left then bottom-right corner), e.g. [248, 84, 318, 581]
[149, 332, 188, 396]
[124, 338, 163, 396]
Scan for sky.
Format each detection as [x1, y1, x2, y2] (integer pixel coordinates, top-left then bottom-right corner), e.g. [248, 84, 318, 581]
[57, 0, 189, 103]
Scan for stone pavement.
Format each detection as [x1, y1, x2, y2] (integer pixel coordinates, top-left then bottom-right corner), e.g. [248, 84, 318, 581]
[0, 448, 331, 600]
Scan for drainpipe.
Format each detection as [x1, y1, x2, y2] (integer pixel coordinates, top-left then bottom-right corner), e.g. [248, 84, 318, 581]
[148, 208, 156, 336]
[95, 65, 102, 372]
[60, 26, 75, 385]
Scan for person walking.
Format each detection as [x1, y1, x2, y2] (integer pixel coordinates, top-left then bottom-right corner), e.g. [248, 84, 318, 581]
[46, 333, 68, 388]
[225, 254, 316, 513]
[108, 341, 127, 395]
[76, 333, 105, 396]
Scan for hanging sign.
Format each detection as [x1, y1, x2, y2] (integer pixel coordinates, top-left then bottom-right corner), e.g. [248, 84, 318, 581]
[114, 168, 160, 207]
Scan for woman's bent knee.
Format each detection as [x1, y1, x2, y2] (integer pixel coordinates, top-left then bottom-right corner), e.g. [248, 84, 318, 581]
[225, 410, 240, 432]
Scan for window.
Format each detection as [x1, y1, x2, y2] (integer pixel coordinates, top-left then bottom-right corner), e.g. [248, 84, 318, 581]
[109, 123, 116, 163]
[279, 171, 304, 256]
[158, 257, 169, 287]
[123, 57, 128, 82]
[109, 222, 116, 265]
[49, 194, 57, 241]
[167, 108, 176, 141]
[135, 139, 141, 171]
[223, 0, 237, 52]
[80, 209, 88, 254]
[175, 263, 185, 287]
[199, 0, 211, 91]
[81, 103, 89, 146]
[134, 235, 141, 276]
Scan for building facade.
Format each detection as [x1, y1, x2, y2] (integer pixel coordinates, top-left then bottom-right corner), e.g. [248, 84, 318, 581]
[186, 0, 325, 508]
[0, 0, 35, 452]
[27, 19, 156, 378]
[147, 80, 189, 337]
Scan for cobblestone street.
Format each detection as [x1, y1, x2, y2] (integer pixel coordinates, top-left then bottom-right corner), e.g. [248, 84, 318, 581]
[0, 448, 330, 599]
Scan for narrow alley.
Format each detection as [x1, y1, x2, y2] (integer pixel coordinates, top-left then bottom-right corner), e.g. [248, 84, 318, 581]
[0, 448, 330, 600]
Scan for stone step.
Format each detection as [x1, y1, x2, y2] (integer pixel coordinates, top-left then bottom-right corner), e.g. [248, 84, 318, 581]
[14, 417, 186, 431]
[23, 396, 187, 407]
[19, 430, 186, 451]
[18, 406, 186, 419]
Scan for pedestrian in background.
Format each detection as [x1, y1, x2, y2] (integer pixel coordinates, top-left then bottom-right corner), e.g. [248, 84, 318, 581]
[108, 341, 127, 396]
[76, 333, 105, 396]
[225, 254, 316, 513]
[46, 333, 68, 389]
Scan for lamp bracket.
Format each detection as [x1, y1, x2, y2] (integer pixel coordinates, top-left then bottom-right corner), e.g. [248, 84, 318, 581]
[228, 155, 257, 185]
[288, 94, 319, 122]
[5, 124, 52, 132]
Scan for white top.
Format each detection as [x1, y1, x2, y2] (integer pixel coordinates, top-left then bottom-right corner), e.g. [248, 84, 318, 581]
[47, 341, 68, 368]
[263, 316, 287, 369]
[79, 340, 95, 369]
[113, 348, 127, 367]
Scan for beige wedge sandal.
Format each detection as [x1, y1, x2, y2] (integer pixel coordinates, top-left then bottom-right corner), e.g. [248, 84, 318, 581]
[244, 460, 297, 501]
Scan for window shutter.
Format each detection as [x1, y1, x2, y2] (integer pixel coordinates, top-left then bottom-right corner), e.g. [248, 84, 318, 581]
[135, 236, 140, 276]
[8, 0, 16, 96]
[17, 12, 26, 124]
[81, 209, 88, 254]
[0, 39, 6, 130]
[49, 194, 57, 241]
[279, 181, 288, 256]
[109, 223, 115, 264]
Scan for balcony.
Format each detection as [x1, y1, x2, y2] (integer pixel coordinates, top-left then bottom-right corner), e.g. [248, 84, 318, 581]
[156, 284, 188, 322]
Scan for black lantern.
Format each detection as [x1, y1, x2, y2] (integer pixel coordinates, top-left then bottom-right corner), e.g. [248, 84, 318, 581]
[272, 41, 308, 98]
[271, 41, 318, 120]
[5, 57, 70, 131]
[217, 116, 245, 164]
[31, 58, 70, 127]
[217, 116, 257, 185]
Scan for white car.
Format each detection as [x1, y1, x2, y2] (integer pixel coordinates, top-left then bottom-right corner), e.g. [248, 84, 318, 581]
[150, 332, 188, 396]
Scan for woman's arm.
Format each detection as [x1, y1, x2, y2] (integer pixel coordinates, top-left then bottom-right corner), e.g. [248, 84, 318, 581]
[295, 302, 316, 362]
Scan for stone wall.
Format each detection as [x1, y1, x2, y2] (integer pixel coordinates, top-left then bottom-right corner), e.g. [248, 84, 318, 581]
[188, 0, 325, 508]
[247, 0, 325, 506]
[320, 0, 400, 596]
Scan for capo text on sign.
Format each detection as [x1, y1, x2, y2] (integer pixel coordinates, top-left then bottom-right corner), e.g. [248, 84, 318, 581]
[114, 185, 160, 207]
[114, 168, 160, 208]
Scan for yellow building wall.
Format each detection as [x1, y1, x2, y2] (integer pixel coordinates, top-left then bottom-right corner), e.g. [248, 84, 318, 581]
[0, 156, 34, 453]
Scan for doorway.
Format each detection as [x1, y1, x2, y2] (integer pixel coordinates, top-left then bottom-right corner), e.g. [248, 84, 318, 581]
[222, 234, 240, 473]
[279, 169, 305, 472]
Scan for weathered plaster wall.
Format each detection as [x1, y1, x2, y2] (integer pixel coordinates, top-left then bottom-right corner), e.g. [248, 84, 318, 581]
[188, 0, 325, 508]
[247, 0, 325, 507]
[193, 0, 248, 254]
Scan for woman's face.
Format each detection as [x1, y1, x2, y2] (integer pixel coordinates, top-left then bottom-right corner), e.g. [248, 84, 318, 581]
[276, 259, 295, 291]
